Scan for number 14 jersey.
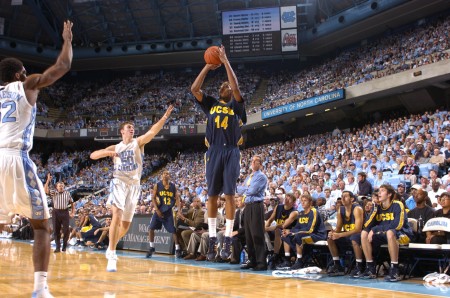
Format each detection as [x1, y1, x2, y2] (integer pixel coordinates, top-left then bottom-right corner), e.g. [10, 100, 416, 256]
[198, 94, 246, 148]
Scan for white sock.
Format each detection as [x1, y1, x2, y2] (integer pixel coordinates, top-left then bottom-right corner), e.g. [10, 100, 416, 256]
[34, 271, 47, 292]
[285, 253, 290, 257]
[224, 219, 234, 237]
[208, 218, 217, 238]
[149, 242, 154, 248]
[297, 254, 302, 259]
[175, 244, 180, 250]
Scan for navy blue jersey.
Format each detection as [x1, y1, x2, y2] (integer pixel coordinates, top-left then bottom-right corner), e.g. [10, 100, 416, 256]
[292, 207, 326, 236]
[197, 94, 246, 148]
[156, 181, 176, 213]
[364, 200, 413, 237]
[339, 203, 360, 232]
[275, 204, 296, 229]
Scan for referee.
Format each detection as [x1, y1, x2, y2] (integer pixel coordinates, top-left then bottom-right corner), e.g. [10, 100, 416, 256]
[44, 173, 75, 252]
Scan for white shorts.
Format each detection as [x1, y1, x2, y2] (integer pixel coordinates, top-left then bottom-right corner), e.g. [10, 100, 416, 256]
[107, 178, 141, 222]
[0, 151, 49, 224]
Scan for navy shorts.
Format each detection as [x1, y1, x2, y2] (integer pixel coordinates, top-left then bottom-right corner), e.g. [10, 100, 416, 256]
[205, 146, 240, 196]
[334, 233, 362, 250]
[282, 232, 326, 252]
[149, 211, 176, 233]
[371, 229, 411, 249]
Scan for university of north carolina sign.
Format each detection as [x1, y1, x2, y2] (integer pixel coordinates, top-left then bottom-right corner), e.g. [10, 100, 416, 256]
[261, 89, 345, 119]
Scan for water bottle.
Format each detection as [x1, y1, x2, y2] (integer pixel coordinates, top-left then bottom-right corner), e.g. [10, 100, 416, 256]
[418, 215, 423, 234]
[240, 250, 247, 264]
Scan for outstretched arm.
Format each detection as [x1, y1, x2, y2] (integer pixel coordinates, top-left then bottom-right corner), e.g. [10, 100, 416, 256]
[191, 64, 220, 102]
[90, 145, 117, 160]
[24, 21, 73, 105]
[44, 173, 52, 194]
[137, 105, 173, 147]
[218, 45, 242, 103]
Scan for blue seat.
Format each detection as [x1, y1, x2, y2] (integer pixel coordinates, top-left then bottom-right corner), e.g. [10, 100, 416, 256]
[419, 164, 431, 178]
[387, 175, 401, 187]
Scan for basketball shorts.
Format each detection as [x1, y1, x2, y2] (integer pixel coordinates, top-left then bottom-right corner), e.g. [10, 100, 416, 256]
[371, 229, 411, 249]
[334, 233, 362, 250]
[0, 150, 50, 223]
[107, 178, 141, 222]
[205, 146, 240, 196]
[282, 232, 326, 252]
[149, 210, 176, 233]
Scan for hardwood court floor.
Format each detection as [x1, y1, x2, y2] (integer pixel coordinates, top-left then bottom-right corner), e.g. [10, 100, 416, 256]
[0, 238, 448, 298]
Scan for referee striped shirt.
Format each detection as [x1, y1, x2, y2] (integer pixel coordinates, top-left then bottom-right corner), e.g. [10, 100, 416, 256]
[49, 190, 73, 210]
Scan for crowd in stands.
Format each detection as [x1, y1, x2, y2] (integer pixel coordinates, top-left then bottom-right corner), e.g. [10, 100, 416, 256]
[260, 13, 450, 111]
[28, 108, 450, 239]
[37, 69, 260, 129]
[33, 14, 449, 130]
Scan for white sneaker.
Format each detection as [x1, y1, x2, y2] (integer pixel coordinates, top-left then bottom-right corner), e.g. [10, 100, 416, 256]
[106, 257, 117, 272]
[106, 251, 118, 272]
[31, 286, 54, 298]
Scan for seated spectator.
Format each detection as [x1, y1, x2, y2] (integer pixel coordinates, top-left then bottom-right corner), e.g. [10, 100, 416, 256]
[397, 183, 408, 202]
[398, 157, 419, 185]
[428, 182, 445, 209]
[361, 184, 413, 282]
[429, 148, 445, 176]
[372, 170, 386, 190]
[91, 217, 111, 249]
[357, 172, 373, 197]
[407, 189, 435, 243]
[363, 199, 374, 221]
[428, 192, 450, 244]
[183, 222, 209, 261]
[277, 193, 327, 270]
[79, 212, 103, 246]
[176, 197, 205, 255]
[265, 193, 298, 269]
[327, 191, 364, 277]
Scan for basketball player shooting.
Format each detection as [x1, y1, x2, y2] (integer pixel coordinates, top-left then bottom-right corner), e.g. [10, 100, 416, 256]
[191, 45, 247, 261]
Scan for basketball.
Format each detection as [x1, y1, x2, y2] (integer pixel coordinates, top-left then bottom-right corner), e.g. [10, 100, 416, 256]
[204, 46, 221, 65]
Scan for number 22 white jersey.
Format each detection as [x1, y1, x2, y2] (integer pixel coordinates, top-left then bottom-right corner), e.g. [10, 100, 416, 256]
[0, 82, 35, 152]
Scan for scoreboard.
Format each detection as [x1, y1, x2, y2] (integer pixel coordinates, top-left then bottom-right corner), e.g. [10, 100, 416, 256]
[222, 6, 298, 58]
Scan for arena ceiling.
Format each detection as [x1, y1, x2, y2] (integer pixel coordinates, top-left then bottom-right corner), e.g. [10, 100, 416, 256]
[0, 0, 449, 70]
[0, 0, 368, 47]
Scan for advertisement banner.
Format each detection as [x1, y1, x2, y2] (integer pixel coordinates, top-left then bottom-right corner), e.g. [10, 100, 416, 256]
[262, 89, 345, 119]
[119, 215, 174, 254]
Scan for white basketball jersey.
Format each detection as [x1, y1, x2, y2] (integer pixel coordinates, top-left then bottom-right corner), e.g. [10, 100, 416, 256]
[113, 138, 143, 185]
[0, 82, 35, 152]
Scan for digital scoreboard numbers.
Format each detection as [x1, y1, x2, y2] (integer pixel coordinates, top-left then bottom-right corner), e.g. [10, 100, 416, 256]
[222, 6, 297, 58]
[226, 32, 281, 57]
[223, 8, 280, 35]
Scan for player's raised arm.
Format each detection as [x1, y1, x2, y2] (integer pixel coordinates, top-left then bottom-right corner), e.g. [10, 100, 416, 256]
[191, 64, 220, 102]
[137, 105, 174, 147]
[218, 45, 242, 103]
[90, 145, 117, 160]
[23, 21, 73, 105]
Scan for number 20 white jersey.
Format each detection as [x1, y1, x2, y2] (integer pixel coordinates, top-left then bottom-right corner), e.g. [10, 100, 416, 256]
[113, 139, 144, 186]
[0, 82, 35, 152]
